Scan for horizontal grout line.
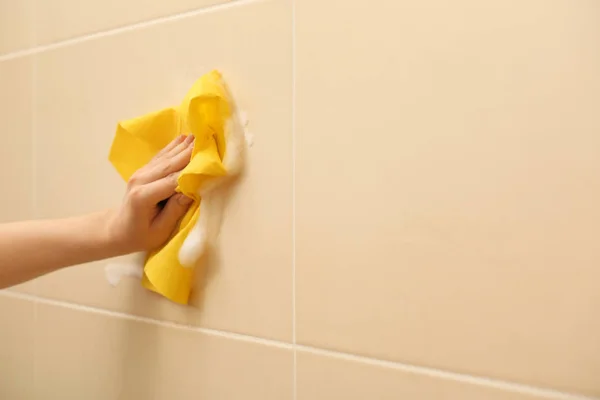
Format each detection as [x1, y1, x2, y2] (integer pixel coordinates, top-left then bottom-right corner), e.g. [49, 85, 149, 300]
[1, 290, 597, 400]
[0, 290, 293, 351]
[0, 0, 262, 62]
[296, 345, 598, 400]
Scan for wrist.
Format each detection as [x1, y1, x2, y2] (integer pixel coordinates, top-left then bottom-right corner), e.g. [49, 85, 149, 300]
[100, 209, 133, 257]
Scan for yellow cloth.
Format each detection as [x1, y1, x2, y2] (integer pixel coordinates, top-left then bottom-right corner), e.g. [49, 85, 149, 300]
[108, 70, 232, 304]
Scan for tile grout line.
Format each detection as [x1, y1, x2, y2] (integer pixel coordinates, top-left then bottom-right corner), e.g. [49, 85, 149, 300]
[297, 345, 598, 400]
[30, 18, 39, 393]
[1, 290, 596, 400]
[291, 0, 298, 399]
[0, 290, 294, 350]
[0, 0, 263, 63]
[1, 2, 595, 398]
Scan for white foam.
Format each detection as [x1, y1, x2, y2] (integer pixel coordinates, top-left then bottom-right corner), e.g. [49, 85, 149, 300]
[177, 106, 249, 268]
[104, 252, 146, 287]
[105, 100, 251, 289]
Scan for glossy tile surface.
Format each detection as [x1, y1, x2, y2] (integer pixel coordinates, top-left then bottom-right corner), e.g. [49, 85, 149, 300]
[0, 295, 35, 399]
[0, 0, 34, 54]
[0, 58, 33, 223]
[0, 58, 36, 294]
[33, 0, 292, 341]
[297, 351, 565, 400]
[34, 301, 293, 399]
[0, 0, 598, 397]
[34, 0, 235, 45]
[295, 0, 600, 395]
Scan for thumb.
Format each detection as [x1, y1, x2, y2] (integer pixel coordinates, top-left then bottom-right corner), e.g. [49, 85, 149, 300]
[153, 193, 193, 236]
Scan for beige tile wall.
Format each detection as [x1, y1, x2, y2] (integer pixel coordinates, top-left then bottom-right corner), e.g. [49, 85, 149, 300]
[296, 0, 600, 396]
[0, 57, 37, 295]
[32, 0, 293, 342]
[0, 0, 598, 399]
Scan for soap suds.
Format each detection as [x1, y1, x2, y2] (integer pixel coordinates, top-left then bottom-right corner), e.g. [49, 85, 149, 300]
[105, 252, 146, 287]
[104, 99, 252, 286]
[239, 110, 254, 147]
[178, 194, 211, 267]
[244, 130, 254, 148]
[178, 106, 248, 268]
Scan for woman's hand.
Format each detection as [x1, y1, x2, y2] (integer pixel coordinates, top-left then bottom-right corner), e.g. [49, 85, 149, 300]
[0, 135, 196, 289]
[107, 134, 195, 253]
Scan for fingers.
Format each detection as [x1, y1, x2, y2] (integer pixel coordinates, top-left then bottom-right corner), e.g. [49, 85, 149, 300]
[141, 172, 180, 205]
[133, 136, 194, 185]
[147, 143, 193, 182]
[164, 134, 195, 159]
[151, 135, 186, 161]
[152, 193, 193, 235]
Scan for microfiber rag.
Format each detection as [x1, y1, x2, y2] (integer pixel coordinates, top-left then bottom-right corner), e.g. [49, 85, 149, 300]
[108, 70, 241, 304]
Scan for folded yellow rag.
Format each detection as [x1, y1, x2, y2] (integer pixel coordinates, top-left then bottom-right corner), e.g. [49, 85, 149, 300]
[108, 70, 237, 305]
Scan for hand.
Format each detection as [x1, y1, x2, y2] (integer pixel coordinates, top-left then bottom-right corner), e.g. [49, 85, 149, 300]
[107, 134, 195, 253]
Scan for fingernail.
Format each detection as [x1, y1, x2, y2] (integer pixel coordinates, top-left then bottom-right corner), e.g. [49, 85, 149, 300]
[184, 135, 195, 144]
[177, 194, 193, 205]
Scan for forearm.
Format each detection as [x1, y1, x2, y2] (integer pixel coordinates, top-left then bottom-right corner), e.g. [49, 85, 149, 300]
[0, 135, 194, 289]
[0, 211, 124, 289]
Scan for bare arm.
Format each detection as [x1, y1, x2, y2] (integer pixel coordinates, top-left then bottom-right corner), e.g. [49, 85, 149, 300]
[0, 134, 195, 289]
[0, 212, 120, 287]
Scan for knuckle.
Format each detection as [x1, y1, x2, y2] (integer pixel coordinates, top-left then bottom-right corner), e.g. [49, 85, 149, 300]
[168, 172, 179, 183]
[160, 160, 173, 175]
[127, 173, 140, 188]
[128, 187, 145, 205]
[160, 160, 171, 174]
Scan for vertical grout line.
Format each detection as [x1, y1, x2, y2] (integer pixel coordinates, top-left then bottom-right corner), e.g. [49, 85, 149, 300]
[30, 24, 38, 247]
[30, 0, 38, 393]
[2, 290, 596, 400]
[291, 0, 298, 398]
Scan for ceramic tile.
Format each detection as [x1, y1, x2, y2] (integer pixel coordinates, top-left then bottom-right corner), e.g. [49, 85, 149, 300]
[0, 58, 33, 223]
[34, 0, 236, 46]
[0, 58, 37, 294]
[296, 0, 600, 395]
[0, 294, 35, 399]
[0, 0, 34, 54]
[297, 350, 567, 400]
[34, 301, 293, 399]
[34, 0, 292, 341]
